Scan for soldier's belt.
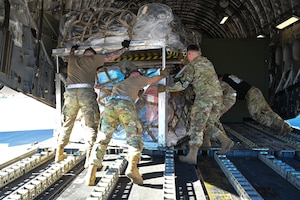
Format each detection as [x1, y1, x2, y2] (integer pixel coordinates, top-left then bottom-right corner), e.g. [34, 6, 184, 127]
[106, 95, 133, 102]
[66, 83, 93, 89]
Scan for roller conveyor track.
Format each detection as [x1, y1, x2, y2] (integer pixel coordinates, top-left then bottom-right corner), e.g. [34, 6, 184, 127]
[54, 151, 300, 200]
[2, 151, 300, 200]
[56, 148, 204, 200]
[224, 122, 300, 153]
[196, 152, 300, 200]
[202, 122, 300, 199]
[1, 122, 300, 200]
[0, 148, 85, 200]
[0, 149, 55, 191]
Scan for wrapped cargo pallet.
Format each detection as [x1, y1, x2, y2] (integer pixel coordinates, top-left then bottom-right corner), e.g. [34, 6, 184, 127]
[57, 3, 201, 51]
[132, 3, 185, 51]
[54, 3, 197, 149]
[58, 8, 136, 48]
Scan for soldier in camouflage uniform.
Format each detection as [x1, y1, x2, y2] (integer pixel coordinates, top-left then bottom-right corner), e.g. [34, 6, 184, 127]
[219, 80, 237, 116]
[158, 45, 234, 164]
[55, 40, 131, 168]
[220, 73, 292, 136]
[85, 68, 168, 186]
[202, 80, 237, 148]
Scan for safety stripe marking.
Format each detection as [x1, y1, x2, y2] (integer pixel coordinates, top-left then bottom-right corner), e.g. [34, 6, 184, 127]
[113, 52, 180, 62]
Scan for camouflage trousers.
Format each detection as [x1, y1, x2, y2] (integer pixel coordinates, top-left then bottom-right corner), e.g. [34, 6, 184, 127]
[57, 88, 100, 151]
[189, 95, 224, 148]
[246, 86, 285, 130]
[89, 99, 144, 166]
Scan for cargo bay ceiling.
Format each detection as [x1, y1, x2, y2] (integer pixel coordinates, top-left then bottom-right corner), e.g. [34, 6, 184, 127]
[25, 0, 300, 41]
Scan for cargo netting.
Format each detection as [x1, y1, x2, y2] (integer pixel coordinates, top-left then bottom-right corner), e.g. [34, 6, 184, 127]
[58, 3, 201, 51]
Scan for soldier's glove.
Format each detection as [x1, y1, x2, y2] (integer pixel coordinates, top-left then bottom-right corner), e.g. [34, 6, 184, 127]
[122, 40, 131, 48]
[157, 84, 166, 93]
[138, 89, 144, 98]
[71, 44, 79, 51]
[160, 68, 169, 77]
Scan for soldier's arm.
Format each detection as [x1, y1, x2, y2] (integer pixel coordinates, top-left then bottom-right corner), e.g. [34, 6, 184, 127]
[166, 65, 193, 92]
[148, 75, 165, 85]
[104, 47, 128, 62]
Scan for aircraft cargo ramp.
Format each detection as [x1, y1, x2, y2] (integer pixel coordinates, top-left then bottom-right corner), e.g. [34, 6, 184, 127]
[1, 122, 300, 200]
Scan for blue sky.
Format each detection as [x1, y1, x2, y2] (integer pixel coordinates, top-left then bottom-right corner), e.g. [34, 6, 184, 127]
[287, 115, 300, 129]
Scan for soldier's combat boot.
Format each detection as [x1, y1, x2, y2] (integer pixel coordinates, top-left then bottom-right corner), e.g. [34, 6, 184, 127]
[55, 145, 67, 163]
[87, 144, 107, 170]
[216, 132, 234, 154]
[84, 144, 107, 185]
[179, 146, 199, 164]
[85, 165, 98, 186]
[125, 156, 143, 185]
[201, 134, 211, 149]
[278, 123, 293, 136]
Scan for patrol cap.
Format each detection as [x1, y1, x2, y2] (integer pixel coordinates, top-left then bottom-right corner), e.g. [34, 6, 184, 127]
[84, 47, 97, 55]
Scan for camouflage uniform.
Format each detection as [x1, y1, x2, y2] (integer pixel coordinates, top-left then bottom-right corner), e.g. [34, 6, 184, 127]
[58, 54, 106, 153]
[220, 80, 236, 116]
[86, 69, 166, 185]
[61, 88, 100, 149]
[222, 74, 292, 133]
[208, 81, 236, 139]
[246, 86, 288, 129]
[89, 75, 149, 166]
[166, 56, 223, 148]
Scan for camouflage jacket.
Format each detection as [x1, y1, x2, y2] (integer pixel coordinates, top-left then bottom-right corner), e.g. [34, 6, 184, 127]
[166, 56, 222, 98]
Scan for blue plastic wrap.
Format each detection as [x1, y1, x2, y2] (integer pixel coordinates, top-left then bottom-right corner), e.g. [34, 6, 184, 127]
[97, 69, 125, 87]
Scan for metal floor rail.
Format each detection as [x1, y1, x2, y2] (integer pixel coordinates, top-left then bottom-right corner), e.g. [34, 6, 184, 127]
[1, 151, 85, 200]
[214, 153, 263, 199]
[1, 122, 300, 200]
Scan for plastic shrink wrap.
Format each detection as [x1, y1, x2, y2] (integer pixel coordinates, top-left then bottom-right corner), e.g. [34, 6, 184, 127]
[132, 3, 185, 51]
[57, 3, 201, 50]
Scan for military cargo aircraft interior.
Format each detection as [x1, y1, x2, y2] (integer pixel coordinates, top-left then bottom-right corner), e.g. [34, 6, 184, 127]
[1, 0, 300, 199]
